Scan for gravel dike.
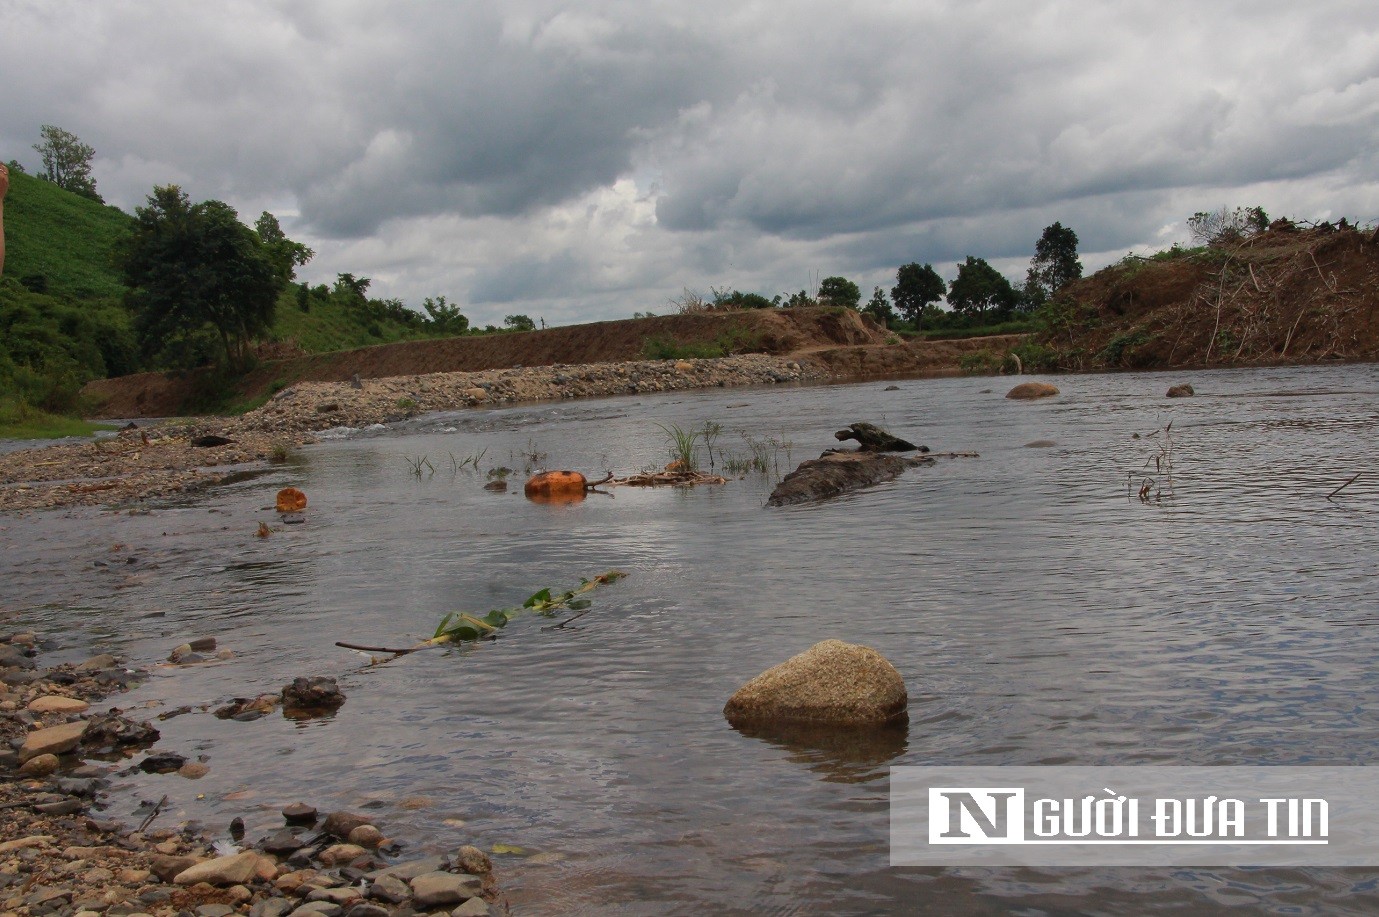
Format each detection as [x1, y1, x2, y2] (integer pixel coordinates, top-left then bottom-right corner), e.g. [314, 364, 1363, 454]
[0, 354, 825, 512]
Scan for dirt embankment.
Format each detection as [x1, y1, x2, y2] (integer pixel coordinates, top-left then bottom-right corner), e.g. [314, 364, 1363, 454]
[85, 307, 894, 418]
[1038, 222, 1379, 370]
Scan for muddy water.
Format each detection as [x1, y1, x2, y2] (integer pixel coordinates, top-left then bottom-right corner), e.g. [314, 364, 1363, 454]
[4, 364, 1379, 915]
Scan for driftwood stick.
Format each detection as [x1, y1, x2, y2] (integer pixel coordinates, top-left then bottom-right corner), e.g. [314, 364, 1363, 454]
[541, 607, 594, 631]
[335, 641, 429, 655]
[1327, 472, 1362, 501]
[136, 795, 169, 833]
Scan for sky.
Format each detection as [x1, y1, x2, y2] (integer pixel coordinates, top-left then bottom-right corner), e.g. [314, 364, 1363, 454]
[3, 0, 1376, 328]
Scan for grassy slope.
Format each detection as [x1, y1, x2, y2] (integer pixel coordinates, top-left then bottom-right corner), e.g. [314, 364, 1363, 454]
[3, 170, 132, 298]
[270, 291, 437, 352]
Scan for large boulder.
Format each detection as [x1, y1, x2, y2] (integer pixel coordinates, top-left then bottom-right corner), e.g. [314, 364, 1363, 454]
[1166, 383, 1195, 398]
[766, 451, 929, 506]
[1006, 382, 1059, 400]
[724, 639, 907, 727]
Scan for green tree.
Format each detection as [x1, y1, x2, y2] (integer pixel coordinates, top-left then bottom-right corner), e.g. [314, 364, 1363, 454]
[115, 185, 284, 371]
[333, 273, 371, 301]
[891, 263, 946, 327]
[254, 212, 314, 284]
[948, 256, 1019, 322]
[711, 288, 776, 309]
[862, 286, 895, 327]
[423, 295, 470, 335]
[504, 314, 536, 332]
[817, 276, 861, 309]
[33, 125, 101, 201]
[1024, 222, 1082, 308]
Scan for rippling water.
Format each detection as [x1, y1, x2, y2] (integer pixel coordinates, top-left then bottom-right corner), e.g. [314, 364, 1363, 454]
[4, 363, 1379, 915]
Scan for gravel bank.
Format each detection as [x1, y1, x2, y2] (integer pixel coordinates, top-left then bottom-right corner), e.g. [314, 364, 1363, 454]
[0, 634, 501, 917]
[0, 354, 825, 512]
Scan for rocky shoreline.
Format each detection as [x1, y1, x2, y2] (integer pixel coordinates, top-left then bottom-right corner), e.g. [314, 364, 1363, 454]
[0, 354, 825, 512]
[0, 634, 500, 917]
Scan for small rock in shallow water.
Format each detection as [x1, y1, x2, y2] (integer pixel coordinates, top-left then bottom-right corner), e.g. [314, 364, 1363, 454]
[454, 845, 492, 876]
[348, 825, 384, 849]
[282, 676, 345, 715]
[139, 752, 187, 774]
[282, 802, 317, 824]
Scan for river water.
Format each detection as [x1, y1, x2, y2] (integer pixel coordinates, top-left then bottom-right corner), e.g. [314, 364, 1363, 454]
[4, 364, 1379, 915]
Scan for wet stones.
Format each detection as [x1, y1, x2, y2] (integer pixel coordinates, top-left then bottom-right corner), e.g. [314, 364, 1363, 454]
[138, 751, 187, 774]
[173, 851, 262, 886]
[19, 720, 89, 762]
[321, 811, 372, 840]
[27, 695, 91, 714]
[281, 677, 345, 716]
[215, 694, 281, 721]
[81, 710, 160, 753]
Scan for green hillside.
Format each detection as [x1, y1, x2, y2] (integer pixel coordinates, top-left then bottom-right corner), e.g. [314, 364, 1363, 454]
[4, 169, 132, 298]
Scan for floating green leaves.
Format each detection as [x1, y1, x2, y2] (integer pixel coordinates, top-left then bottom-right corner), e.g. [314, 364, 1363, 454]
[429, 570, 626, 646]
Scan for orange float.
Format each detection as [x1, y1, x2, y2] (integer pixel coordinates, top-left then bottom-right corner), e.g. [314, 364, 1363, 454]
[524, 471, 588, 504]
[276, 487, 308, 513]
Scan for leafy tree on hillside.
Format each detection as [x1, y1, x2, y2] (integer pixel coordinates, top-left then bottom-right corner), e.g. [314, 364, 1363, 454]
[948, 256, 1019, 322]
[711, 288, 777, 309]
[423, 295, 470, 335]
[1024, 222, 1082, 308]
[504, 314, 536, 332]
[862, 286, 896, 327]
[818, 276, 861, 309]
[891, 263, 946, 327]
[333, 273, 371, 301]
[254, 212, 314, 284]
[33, 125, 101, 202]
[115, 185, 284, 371]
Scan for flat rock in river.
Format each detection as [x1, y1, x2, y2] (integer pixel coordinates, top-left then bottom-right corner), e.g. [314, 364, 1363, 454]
[766, 451, 930, 506]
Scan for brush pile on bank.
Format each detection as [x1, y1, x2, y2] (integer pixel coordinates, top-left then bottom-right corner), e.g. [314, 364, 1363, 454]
[1031, 221, 1379, 371]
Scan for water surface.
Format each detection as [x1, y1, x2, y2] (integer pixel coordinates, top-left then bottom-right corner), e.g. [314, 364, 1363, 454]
[4, 364, 1378, 915]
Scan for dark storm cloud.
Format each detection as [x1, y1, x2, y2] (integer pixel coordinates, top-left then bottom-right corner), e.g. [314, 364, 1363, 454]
[1, 0, 1375, 324]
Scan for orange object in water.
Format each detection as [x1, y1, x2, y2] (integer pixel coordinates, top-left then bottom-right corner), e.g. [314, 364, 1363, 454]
[276, 487, 308, 513]
[524, 471, 588, 503]
[665, 460, 687, 473]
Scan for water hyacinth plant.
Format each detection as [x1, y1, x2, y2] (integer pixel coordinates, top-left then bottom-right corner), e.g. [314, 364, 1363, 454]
[430, 570, 627, 643]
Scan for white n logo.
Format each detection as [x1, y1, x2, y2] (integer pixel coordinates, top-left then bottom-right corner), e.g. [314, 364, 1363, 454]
[929, 788, 1025, 844]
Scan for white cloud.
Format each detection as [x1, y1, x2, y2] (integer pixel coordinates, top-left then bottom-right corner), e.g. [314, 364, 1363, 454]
[2, 0, 1376, 324]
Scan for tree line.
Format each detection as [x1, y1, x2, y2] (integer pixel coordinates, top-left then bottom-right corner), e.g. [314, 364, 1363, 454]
[672, 222, 1084, 334]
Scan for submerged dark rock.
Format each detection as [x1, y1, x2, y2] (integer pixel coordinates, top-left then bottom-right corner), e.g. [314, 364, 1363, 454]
[282, 676, 346, 716]
[766, 451, 931, 507]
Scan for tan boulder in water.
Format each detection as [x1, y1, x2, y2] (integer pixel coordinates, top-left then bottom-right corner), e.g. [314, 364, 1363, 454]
[724, 639, 907, 727]
[1006, 381, 1060, 400]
